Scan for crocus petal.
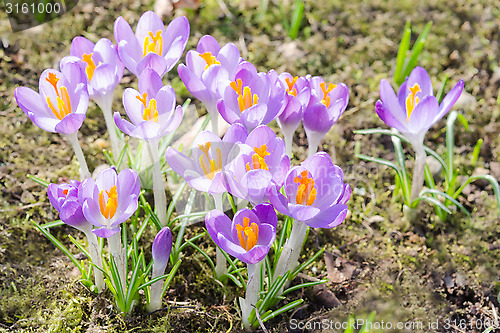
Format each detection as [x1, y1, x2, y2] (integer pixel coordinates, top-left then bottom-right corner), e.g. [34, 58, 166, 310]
[407, 95, 439, 133]
[138, 68, 164, 97]
[205, 209, 233, 244]
[92, 227, 121, 238]
[407, 66, 434, 98]
[379, 79, 407, 125]
[303, 204, 348, 229]
[197, 35, 221, 55]
[223, 123, 248, 143]
[54, 113, 86, 134]
[268, 185, 291, 216]
[165, 147, 195, 179]
[70, 36, 94, 58]
[375, 100, 407, 133]
[252, 203, 278, 229]
[436, 79, 464, 120]
[136, 52, 168, 77]
[135, 11, 165, 46]
[162, 16, 190, 54]
[118, 40, 140, 76]
[15, 87, 50, 118]
[90, 64, 117, 96]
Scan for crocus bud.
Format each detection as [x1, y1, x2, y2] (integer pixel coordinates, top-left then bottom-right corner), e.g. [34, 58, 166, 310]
[148, 227, 173, 312]
[152, 227, 173, 274]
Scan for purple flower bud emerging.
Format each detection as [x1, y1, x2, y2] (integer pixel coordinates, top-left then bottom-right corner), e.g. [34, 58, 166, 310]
[47, 180, 91, 232]
[81, 167, 140, 238]
[376, 66, 464, 147]
[61, 37, 124, 101]
[15, 63, 89, 134]
[152, 227, 173, 274]
[114, 68, 183, 141]
[114, 11, 190, 77]
[269, 152, 351, 229]
[205, 203, 277, 264]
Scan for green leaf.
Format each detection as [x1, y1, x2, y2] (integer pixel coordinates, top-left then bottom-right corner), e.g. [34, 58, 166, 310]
[413, 195, 452, 214]
[391, 135, 411, 205]
[282, 279, 327, 296]
[453, 175, 500, 216]
[420, 189, 470, 216]
[32, 221, 82, 271]
[359, 311, 377, 333]
[471, 138, 483, 167]
[27, 174, 50, 187]
[289, 0, 305, 39]
[436, 76, 450, 104]
[290, 247, 325, 279]
[261, 299, 303, 323]
[394, 20, 411, 85]
[39, 220, 64, 229]
[403, 21, 432, 79]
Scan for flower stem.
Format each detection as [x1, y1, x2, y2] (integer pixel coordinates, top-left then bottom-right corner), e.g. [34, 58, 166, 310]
[83, 229, 105, 292]
[212, 192, 227, 278]
[207, 103, 219, 135]
[147, 264, 166, 312]
[108, 232, 126, 296]
[65, 132, 91, 180]
[95, 94, 122, 161]
[240, 262, 261, 330]
[410, 144, 427, 204]
[306, 132, 321, 158]
[148, 139, 167, 226]
[273, 219, 307, 283]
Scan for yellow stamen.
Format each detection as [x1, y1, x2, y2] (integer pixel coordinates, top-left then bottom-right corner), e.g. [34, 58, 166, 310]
[405, 83, 421, 121]
[199, 52, 221, 70]
[99, 185, 118, 219]
[294, 170, 317, 206]
[285, 76, 298, 97]
[230, 78, 243, 95]
[143, 30, 163, 57]
[198, 143, 222, 180]
[82, 53, 96, 81]
[46, 86, 72, 120]
[320, 82, 337, 108]
[237, 86, 259, 112]
[236, 217, 259, 251]
[245, 144, 270, 172]
[135, 92, 159, 122]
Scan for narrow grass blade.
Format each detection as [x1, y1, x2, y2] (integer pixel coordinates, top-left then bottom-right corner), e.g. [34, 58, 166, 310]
[261, 299, 303, 323]
[420, 189, 470, 216]
[436, 76, 449, 103]
[282, 279, 327, 296]
[289, 0, 305, 39]
[413, 195, 452, 214]
[453, 175, 500, 216]
[27, 174, 50, 187]
[403, 21, 432, 79]
[394, 20, 411, 85]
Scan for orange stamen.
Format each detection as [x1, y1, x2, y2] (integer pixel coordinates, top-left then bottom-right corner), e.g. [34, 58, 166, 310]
[81, 53, 96, 81]
[236, 217, 259, 251]
[245, 144, 270, 172]
[46, 73, 60, 97]
[294, 170, 317, 206]
[320, 82, 337, 108]
[98, 185, 118, 219]
[199, 52, 221, 70]
[198, 143, 222, 180]
[285, 76, 298, 97]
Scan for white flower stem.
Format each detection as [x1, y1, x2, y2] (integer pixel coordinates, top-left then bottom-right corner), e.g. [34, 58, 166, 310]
[307, 133, 321, 158]
[148, 139, 167, 226]
[95, 94, 122, 161]
[108, 232, 126, 295]
[207, 103, 219, 135]
[240, 262, 261, 330]
[273, 219, 308, 283]
[65, 132, 91, 180]
[147, 265, 166, 313]
[83, 229, 105, 292]
[212, 192, 227, 278]
[410, 144, 427, 204]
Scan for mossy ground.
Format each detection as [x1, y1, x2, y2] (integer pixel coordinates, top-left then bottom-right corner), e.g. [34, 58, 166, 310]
[1, 0, 499, 332]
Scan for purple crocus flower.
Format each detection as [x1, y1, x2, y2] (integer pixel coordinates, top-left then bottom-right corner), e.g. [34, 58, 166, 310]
[268, 71, 310, 152]
[15, 63, 89, 134]
[224, 125, 290, 204]
[113, 68, 183, 141]
[152, 227, 173, 272]
[217, 65, 287, 132]
[47, 180, 90, 232]
[178, 35, 242, 114]
[268, 152, 350, 229]
[205, 203, 277, 264]
[81, 167, 140, 238]
[376, 66, 464, 146]
[303, 76, 349, 155]
[165, 130, 238, 194]
[114, 11, 189, 77]
[148, 226, 173, 312]
[61, 37, 124, 103]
